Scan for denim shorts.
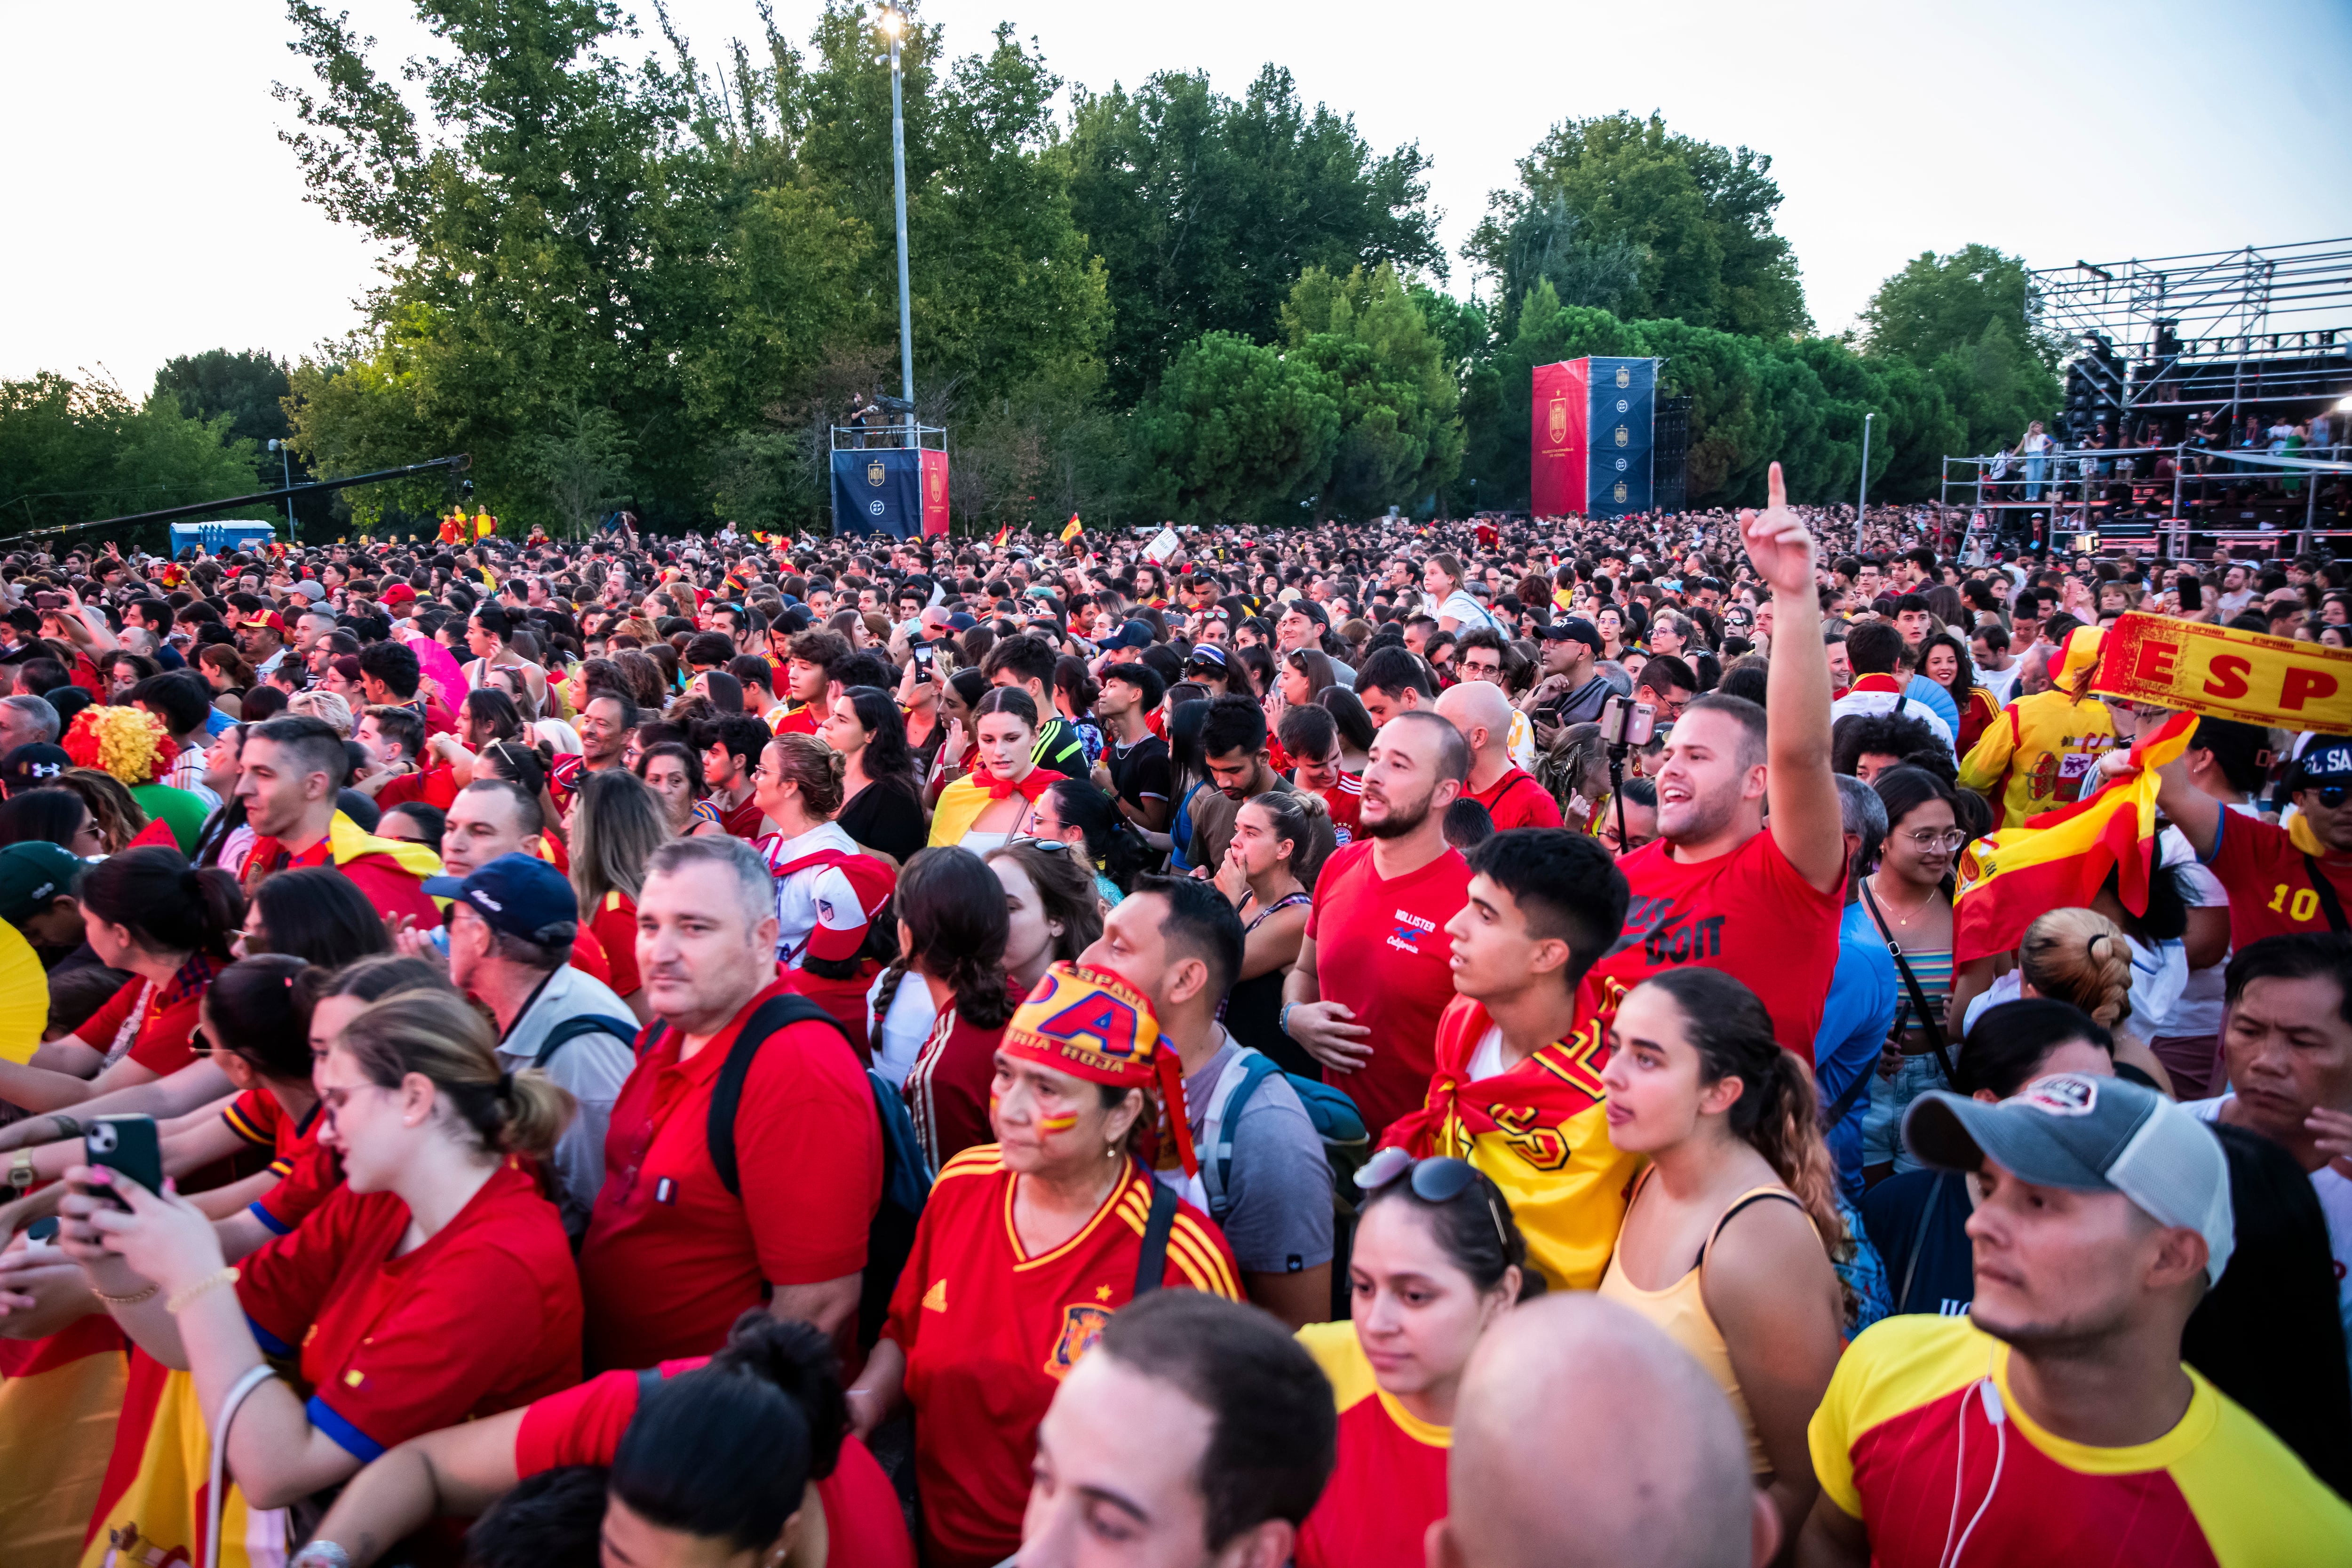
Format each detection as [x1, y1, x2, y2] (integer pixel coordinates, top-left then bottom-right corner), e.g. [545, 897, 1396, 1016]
[1862, 1051, 1953, 1171]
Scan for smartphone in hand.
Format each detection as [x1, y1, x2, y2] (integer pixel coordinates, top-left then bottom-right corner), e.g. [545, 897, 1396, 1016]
[84, 1116, 163, 1211]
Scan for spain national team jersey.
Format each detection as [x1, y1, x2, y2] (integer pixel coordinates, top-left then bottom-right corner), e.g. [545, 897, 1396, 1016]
[1956, 688, 2119, 828]
[2201, 810, 2352, 949]
[883, 1146, 1240, 1568]
[1293, 1322, 1448, 1568]
[1810, 1314, 2352, 1567]
[1381, 996, 1636, 1291]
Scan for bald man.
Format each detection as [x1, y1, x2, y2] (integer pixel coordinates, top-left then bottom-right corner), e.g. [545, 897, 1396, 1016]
[1436, 679, 1562, 830]
[1429, 1294, 1777, 1568]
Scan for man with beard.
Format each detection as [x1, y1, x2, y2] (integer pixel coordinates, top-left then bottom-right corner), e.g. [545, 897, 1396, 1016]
[1803, 1073, 2352, 1565]
[1283, 708, 1471, 1136]
[1587, 464, 1846, 1055]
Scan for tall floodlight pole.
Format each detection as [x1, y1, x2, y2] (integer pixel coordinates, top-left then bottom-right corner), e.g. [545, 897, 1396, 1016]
[269, 438, 295, 542]
[1856, 411, 1875, 524]
[882, 7, 915, 439]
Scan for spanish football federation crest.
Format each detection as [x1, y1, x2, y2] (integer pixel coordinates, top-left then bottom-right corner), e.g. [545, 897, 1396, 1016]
[1045, 1303, 1114, 1379]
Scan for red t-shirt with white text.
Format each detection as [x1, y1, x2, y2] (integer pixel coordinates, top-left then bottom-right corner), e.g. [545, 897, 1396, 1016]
[1306, 840, 1473, 1138]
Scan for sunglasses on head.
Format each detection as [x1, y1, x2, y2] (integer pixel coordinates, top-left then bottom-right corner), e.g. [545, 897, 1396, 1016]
[1354, 1150, 1509, 1251]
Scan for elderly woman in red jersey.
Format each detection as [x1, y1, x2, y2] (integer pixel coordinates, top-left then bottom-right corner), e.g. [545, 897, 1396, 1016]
[1294, 1152, 1534, 1568]
[57, 986, 582, 1518]
[846, 963, 1241, 1568]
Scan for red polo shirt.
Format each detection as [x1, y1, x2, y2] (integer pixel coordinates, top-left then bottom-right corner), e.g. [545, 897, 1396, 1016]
[577, 976, 882, 1373]
[238, 1161, 580, 1462]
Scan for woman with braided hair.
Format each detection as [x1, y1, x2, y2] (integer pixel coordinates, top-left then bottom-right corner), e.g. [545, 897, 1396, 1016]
[894, 846, 1020, 1169]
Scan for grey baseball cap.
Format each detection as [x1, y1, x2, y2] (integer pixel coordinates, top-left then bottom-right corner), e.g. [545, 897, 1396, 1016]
[1904, 1072, 2234, 1283]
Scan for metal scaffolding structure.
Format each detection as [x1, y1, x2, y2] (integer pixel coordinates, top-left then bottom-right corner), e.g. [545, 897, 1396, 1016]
[2032, 239, 2352, 425]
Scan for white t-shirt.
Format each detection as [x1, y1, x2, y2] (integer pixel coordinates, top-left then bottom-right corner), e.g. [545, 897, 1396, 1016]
[1467, 1024, 1506, 1083]
[2186, 1094, 2352, 1363]
[866, 967, 939, 1089]
[1976, 660, 2020, 706]
[2148, 810, 2259, 1038]
[1437, 589, 1504, 634]
[1828, 687, 1956, 752]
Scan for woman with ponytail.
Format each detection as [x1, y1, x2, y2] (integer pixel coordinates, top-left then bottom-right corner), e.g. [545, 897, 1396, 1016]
[1985, 904, 2180, 1094]
[1596, 967, 1847, 1549]
[59, 985, 583, 1512]
[291, 1310, 913, 1568]
[895, 847, 1018, 1169]
[0, 845, 243, 1110]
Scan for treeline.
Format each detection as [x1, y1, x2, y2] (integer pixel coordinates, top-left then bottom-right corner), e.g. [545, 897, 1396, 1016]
[4, 0, 2064, 540]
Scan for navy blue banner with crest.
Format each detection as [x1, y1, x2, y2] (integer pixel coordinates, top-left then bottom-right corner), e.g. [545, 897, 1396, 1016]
[831, 448, 923, 538]
[1585, 357, 1655, 517]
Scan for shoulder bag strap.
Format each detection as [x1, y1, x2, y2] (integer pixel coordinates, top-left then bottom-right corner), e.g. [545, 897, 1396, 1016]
[1821, 1048, 1875, 1131]
[1132, 1178, 1178, 1297]
[1860, 880, 1956, 1083]
[1896, 1171, 1948, 1313]
[2304, 855, 2352, 934]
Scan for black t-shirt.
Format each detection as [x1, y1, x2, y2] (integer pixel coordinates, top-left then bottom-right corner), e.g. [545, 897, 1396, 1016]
[1104, 732, 1171, 812]
[1859, 1169, 1975, 1318]
[1033, 716, 1093, 781]
[836, 778, 927, 864]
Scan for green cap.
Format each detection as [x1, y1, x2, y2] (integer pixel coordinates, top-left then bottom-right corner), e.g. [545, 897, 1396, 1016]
[0, 841, 85, 924]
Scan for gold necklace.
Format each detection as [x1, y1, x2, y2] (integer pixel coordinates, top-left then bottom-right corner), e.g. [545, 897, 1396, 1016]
[1869, 873, 1941, 922]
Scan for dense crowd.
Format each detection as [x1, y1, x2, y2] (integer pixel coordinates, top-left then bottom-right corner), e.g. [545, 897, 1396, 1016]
[0, 467, 2350, 1568]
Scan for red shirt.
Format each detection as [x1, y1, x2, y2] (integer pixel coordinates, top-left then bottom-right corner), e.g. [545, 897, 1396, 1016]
[2204, 811, 2352, 948]
[569, 925, 614, 987]
[1305, 840, 1474, 1139]
[238, 1161, 580, 1462]
[515, 1360, 914, 1568]
[578, 977, 882, 1373]
[901, 1006, 1008, 1172]
[376, 764, 459, 812]
[588, 891, 642, 997]
[241, 836, 439, 928]
[74, 954, 220, 1076]
[1471, 767, 1564, 830]
[883, 1148, 1240, 1568]
[222, 1086, 342, 1235]
[1590, 829, 1843, 1056]
[717, 794, 767, 840]
[772, 701, 822, 738]
[1295, 1324, 1447, 1568]
[1303, 773, 1363, 844]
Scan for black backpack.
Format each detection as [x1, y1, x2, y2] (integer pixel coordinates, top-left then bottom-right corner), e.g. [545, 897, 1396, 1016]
[530, 1012, 642, 1070]
[704, 994, 932, 1345]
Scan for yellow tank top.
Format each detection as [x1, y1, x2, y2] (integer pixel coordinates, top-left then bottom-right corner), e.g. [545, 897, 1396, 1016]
[1596, 1176, 1809, 1475]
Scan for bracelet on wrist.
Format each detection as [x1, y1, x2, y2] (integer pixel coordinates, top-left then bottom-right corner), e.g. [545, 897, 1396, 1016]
[94, 1279, 161, 1308]
[167, 1266, 240, 1316]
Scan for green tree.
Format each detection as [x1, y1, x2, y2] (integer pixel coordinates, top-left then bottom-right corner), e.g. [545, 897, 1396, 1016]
[1280, 264, 1462, 518]
[1062, 66, 1443, 403]
[0, 373, 272, 547]
[1859, 244, 2060, 461]
[1130, 333, 1340, 525]
[1469, 112, 1809, 341]
[527, 401, 636, 538]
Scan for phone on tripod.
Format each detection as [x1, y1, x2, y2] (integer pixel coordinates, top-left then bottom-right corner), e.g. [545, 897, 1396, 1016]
[1598, 696, 1656, 750]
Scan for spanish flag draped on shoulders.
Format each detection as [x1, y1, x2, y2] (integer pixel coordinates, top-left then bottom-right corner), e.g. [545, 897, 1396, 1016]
[239, 812, 443, 928]
[1378, 992, 1637, 1291]
[1954, 711, 2200, 966]
[1958, 629, 2119, 828]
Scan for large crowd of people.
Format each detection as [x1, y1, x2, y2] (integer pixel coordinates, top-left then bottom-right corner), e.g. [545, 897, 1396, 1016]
[0, 469, 2350, 1568]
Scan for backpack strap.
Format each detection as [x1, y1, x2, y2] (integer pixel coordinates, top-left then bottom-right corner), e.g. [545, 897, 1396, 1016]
[1132, 1178, 1178, 1298]
[635, 1366, 664, 1404]
[708, 993, 851, 1198]
[532, 1013, 642, 1071]
[1199, 1050, 1279, 1225]
[2304, 855, 2351, 934]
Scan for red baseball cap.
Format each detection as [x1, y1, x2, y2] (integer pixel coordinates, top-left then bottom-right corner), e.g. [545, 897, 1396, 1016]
[239, 610, 287, 634]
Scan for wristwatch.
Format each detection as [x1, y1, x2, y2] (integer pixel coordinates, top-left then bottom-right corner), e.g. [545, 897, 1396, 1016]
[8, 1151, 36, 1194]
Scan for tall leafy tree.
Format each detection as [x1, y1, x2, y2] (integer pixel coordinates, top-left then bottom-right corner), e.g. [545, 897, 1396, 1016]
[0, 373, 272, 546]
[1858, 244, 2060, 457]
[1469, 112, 1809, 341]
[1280, 265, 1462, 518]
[1130, 333, 1340, 525]
[1062, 66, 1443, 403]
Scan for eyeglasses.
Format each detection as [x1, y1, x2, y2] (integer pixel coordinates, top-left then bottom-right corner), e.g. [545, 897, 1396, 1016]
[1354, 1151, 1509, 1252]
[1901, 828, 1969, 852]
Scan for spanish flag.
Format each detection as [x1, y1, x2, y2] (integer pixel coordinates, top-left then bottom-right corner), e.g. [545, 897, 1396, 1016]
[0, 1317, 127, 1568]
[990, 525, 1011, 547]
[1061, 514, 1083, 542]
[81, 1349, 289, 1568]
[1953, 712, 2200, 965]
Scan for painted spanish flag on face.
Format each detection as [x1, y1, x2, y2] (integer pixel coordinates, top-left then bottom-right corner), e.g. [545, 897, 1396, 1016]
[1953, 712, 2201, 966]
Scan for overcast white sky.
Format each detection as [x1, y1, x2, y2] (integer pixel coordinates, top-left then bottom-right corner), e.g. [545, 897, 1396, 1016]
[5, 0, 2349, 397]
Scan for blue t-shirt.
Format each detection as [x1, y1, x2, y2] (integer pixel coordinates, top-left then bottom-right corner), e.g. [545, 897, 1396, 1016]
[1815, 901, 1899, 1202]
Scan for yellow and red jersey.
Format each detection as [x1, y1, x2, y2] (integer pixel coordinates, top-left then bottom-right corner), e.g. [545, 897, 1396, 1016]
[1294, 1323, 1448, 1568]
[1957, 688, 2118, 828]
[883, 1147, 1238, 1568]
[1380, 995, 1637, 1291]
[1811, 1314, 2352, 1567]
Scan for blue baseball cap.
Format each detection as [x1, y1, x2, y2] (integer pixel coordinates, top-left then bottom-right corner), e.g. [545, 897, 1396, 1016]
[422, 852, 581, 943]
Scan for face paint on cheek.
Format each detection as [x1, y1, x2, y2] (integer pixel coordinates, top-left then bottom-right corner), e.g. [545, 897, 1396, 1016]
[1038, 1111, 1081, 1133]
